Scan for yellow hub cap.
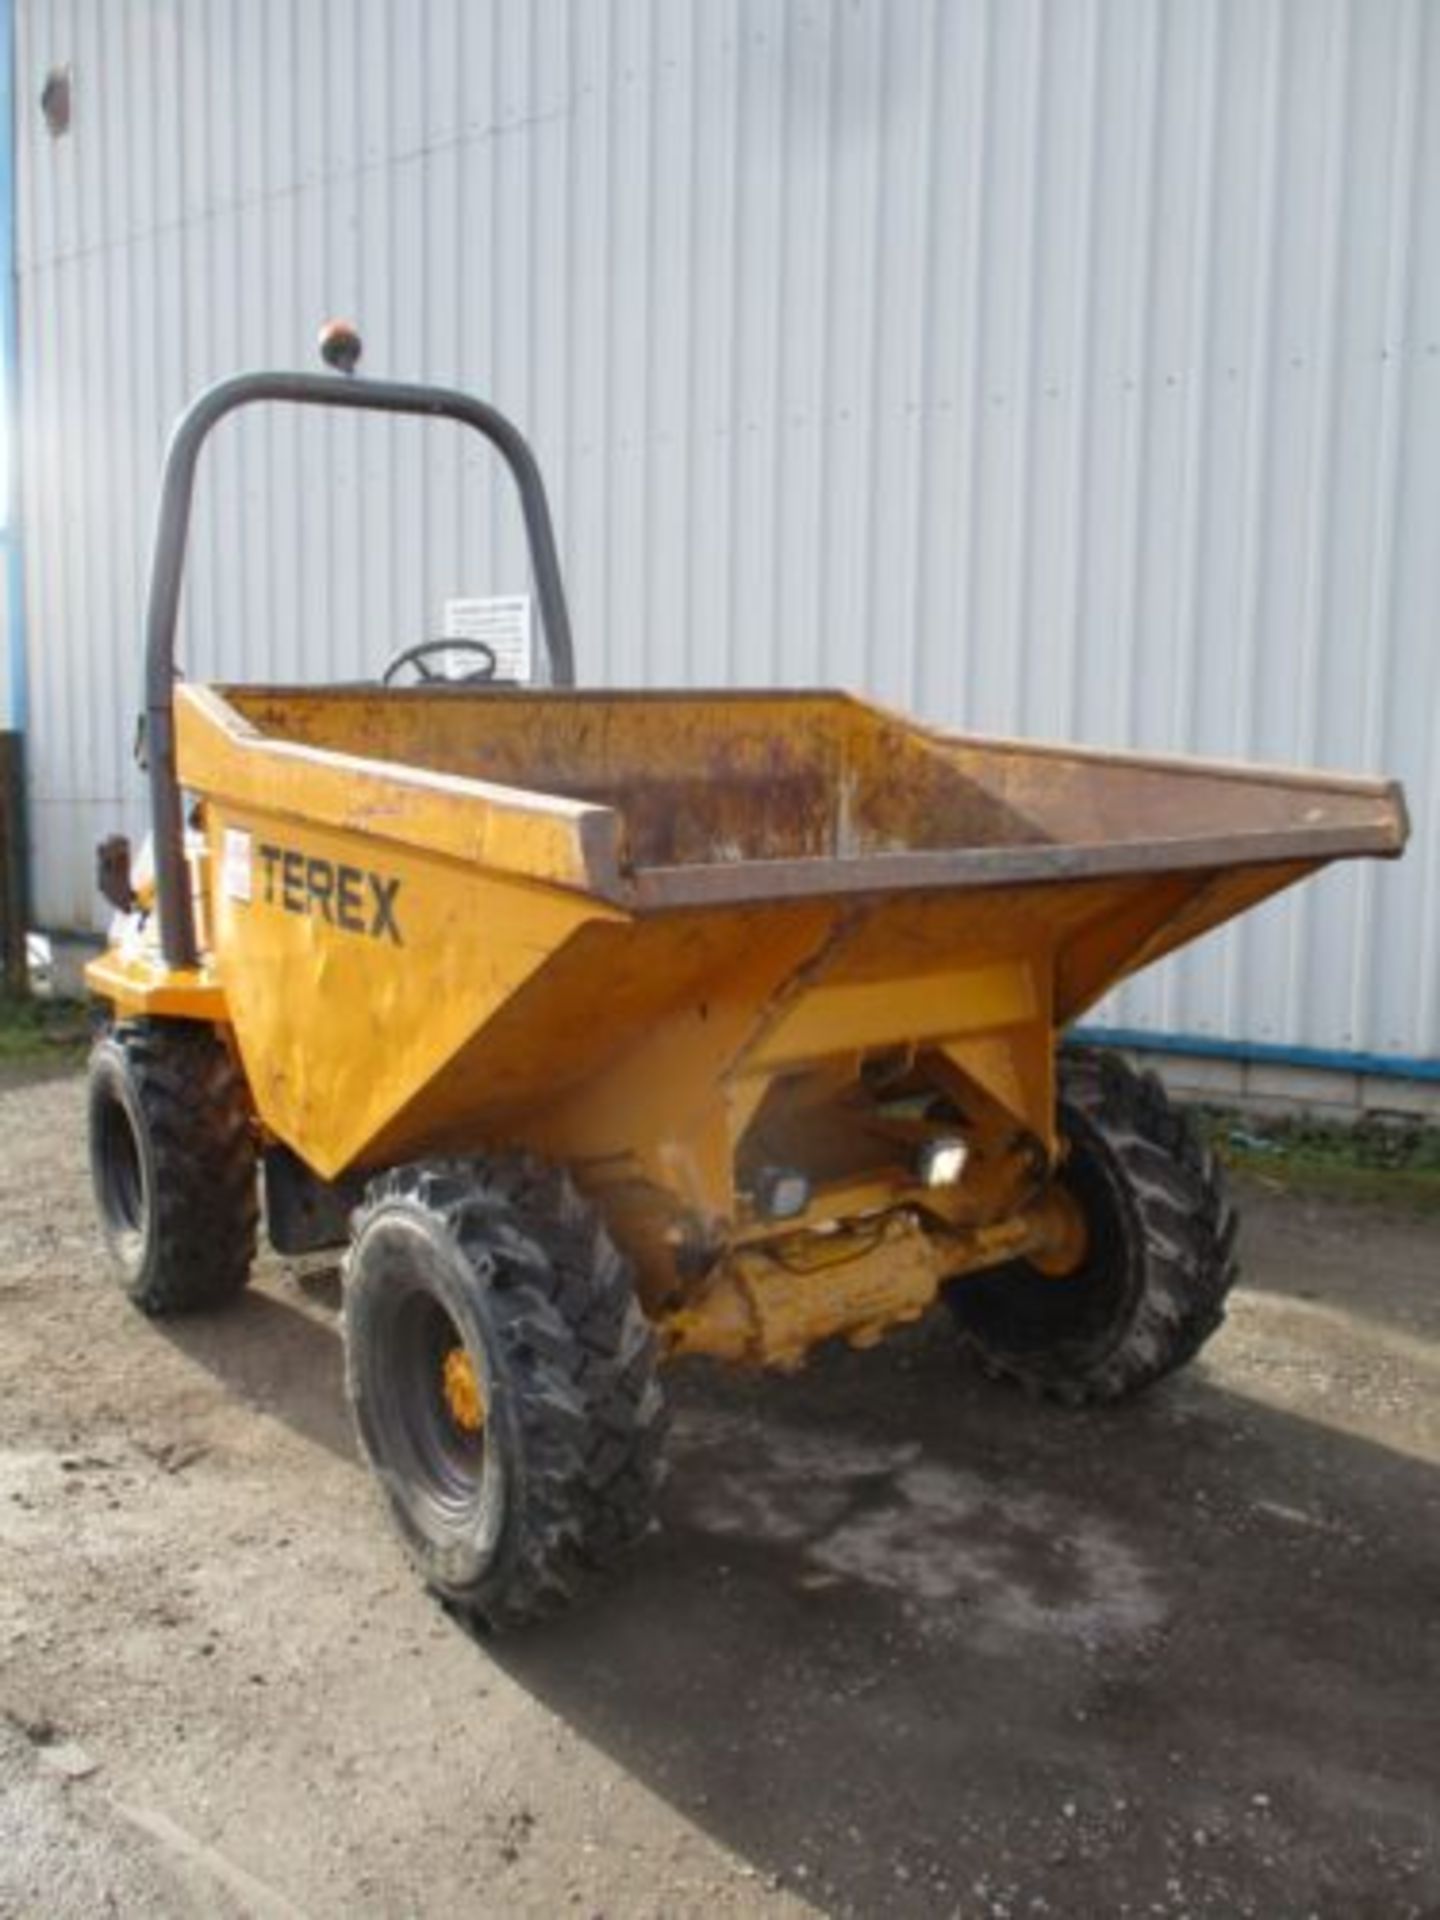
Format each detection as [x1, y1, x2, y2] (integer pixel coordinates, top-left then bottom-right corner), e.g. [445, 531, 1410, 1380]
[1026, 1181, 1091, 1278]
[441, 1346, 485, 1434]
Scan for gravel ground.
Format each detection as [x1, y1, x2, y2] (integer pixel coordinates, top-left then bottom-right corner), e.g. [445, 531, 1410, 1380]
[0, 1063, 1437, 1918]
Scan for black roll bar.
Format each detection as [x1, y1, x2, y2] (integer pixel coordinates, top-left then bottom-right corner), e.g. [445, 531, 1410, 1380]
[143, 366, 576, 970]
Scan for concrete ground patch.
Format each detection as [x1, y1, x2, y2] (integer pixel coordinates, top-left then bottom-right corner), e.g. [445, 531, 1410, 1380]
[0, 1067, 1436, 1917]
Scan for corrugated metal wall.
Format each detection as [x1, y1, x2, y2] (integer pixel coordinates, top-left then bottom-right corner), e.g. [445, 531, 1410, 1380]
[12, 0, 1440, 1065]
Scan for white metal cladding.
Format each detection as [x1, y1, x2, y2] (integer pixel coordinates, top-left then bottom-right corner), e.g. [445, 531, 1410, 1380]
[12, 0, 1440, 1065]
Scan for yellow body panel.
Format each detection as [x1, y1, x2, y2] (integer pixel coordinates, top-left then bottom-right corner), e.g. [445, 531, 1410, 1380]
[176, 684, 623, 892]
[87, 681, 1408, 1366]
[201, 803, 617, 1178]
[84, 950, 228, 1022]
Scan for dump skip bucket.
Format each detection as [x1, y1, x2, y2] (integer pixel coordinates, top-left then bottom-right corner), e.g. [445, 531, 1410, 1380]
[85, 682, 1402, 1193]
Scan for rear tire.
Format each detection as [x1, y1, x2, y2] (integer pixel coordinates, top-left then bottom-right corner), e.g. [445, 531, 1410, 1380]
[87, 1021, 259, 1313]
[343, 1157, 666, 1630]
[945, 1049, 1237, 1404]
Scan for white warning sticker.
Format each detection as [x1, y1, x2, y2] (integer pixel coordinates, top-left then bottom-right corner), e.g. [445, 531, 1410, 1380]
[222, 828, 253, 903]
[442, 594, 533, 683]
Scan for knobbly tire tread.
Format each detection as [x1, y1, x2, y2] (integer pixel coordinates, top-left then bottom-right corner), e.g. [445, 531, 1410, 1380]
[88, 1020, 259, 1314]
[949, 1048, 1238, 1405]
[344, 1156, 666, 1631]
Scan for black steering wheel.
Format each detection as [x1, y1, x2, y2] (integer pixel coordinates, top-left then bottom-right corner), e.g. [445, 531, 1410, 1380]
[382, 637, 501, 686]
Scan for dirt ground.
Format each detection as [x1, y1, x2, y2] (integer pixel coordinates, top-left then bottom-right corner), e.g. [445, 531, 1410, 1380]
[0, 1063, 1436, 1919]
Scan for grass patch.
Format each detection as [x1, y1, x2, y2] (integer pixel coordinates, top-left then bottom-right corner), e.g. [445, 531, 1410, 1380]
[1196, 1105, 1440, 1212]
[0, 994, 91, 1069]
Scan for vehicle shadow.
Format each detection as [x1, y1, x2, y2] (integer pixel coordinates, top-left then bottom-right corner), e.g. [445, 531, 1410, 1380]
[1230, 1175, 1440, 1343]
[158, 1253, 1439, 1916]
[156, 1260, 357, 1464]
[486, 1325, 1440, 1917]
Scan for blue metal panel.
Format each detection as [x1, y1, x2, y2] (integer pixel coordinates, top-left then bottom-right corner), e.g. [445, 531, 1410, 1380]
[0, 0, 23, 734]
[1073, 1026, 1440, 1086]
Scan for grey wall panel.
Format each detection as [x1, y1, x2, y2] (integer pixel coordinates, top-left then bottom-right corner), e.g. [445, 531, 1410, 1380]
[13, 0, 1439, 1063]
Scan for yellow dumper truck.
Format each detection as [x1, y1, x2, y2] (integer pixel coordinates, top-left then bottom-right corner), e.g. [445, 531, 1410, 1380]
[85, 330, 1409, 1627]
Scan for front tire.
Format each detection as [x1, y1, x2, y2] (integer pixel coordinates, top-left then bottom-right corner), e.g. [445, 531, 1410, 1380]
[946, 1049, 1237, 1404]
[343, 1157, 666, 1630]
[87, 1020, 259, 1314]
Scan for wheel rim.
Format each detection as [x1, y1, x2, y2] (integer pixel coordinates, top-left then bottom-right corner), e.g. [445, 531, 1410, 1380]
[93, 1082, 149, 1259]
[364, 1273, 491, 1539]
[951, 1119, 1141, 1364]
